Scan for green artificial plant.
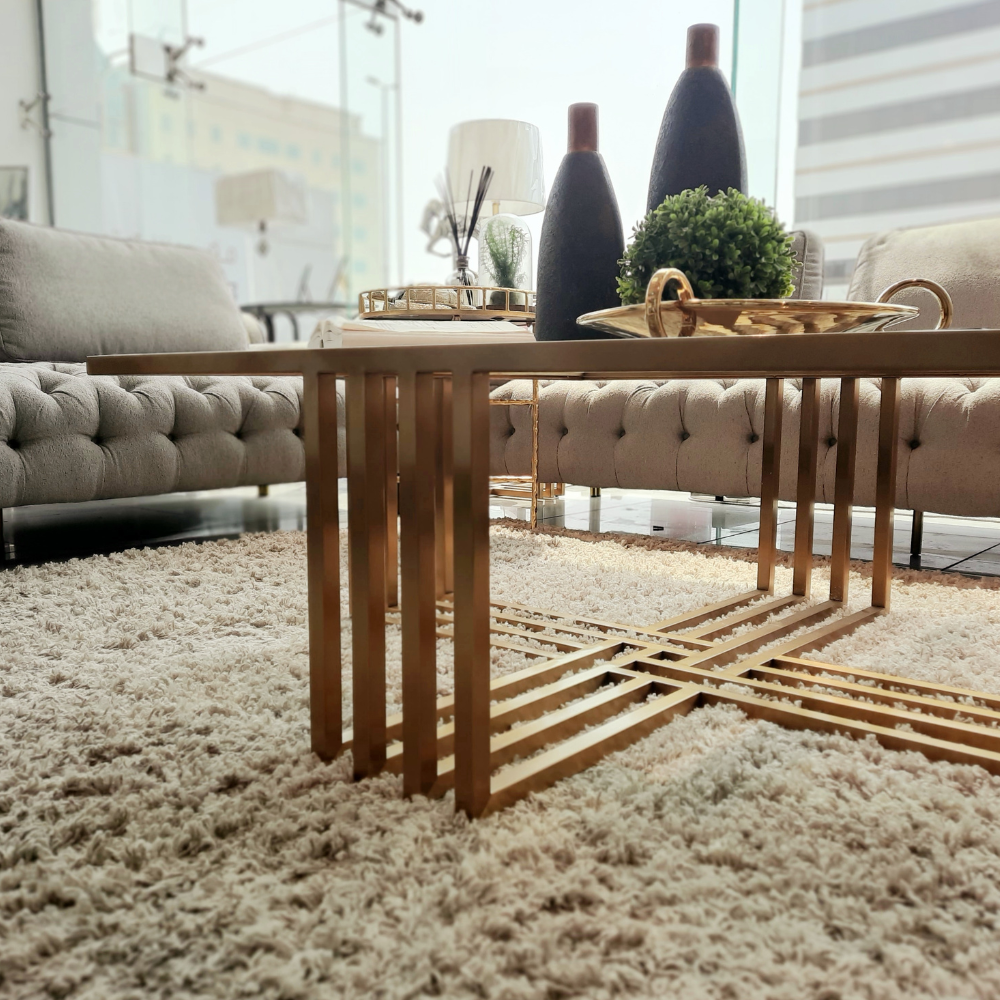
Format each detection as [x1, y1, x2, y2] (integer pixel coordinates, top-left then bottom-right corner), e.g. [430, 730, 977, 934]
[483, 219, 528, 288]
[617, 186, 796, 304]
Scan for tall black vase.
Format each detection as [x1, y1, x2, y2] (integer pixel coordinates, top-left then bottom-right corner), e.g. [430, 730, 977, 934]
[534, 103, 624, 341]
[647, 23, 747, 213]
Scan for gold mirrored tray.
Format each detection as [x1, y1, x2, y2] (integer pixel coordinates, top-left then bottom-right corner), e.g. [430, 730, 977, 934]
[577, 268, 953, 338]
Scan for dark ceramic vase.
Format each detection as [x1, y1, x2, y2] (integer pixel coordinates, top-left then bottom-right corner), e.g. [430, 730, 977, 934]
[647, 23, 747, 213]
[534, 103, 624, 341]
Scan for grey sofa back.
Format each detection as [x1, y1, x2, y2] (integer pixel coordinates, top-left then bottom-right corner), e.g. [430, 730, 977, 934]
[849, 217, 1000, 329]
[789, 229, 824, 300]
[0, 219, 247, 363]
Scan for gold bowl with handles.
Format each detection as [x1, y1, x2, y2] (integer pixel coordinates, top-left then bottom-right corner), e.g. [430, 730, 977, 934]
[576, 268, 954, 338]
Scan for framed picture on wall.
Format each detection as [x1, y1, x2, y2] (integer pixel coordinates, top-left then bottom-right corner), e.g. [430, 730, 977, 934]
[0, 168, 29, 220]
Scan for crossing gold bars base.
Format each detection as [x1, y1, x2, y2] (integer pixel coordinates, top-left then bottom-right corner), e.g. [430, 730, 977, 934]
[87, 330, 1000, 818]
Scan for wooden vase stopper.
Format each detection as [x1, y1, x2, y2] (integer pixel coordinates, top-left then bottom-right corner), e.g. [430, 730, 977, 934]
[686, 23, 719, 67]
[568, 103, 599, 153]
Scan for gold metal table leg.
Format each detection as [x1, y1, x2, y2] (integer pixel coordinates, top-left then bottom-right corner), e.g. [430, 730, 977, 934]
[871, 376, 902, 610]
[347, 373, 388, 779]
[302, 371, 342, 760]
[451, 370, 492, 817]
[829, 377, 860, 603]
[398, 372, 439, 796]
[792, 377, 821, 598]
[756, 377, 784, 594]
[531, 378, 539, 529]
[435, 377, 455, 600]
[384, 376, 399, 609]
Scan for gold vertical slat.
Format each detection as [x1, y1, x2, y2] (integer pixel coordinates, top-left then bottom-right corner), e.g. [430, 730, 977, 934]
[792, 377, 821, 597]
[871, 376, 902, 610]
[756, 377, 784, 594]
[302, 371, 342, 759]
[530, 378, 539, 529]
[452, 369, 492, 817]
[398, 371, 439, 795]
[346, 372, 387, 779]
[434, 378, 447, 599]
[829, 377, 860, 604]
[384, 376, 399, 609]
[435, 376, 455, 596]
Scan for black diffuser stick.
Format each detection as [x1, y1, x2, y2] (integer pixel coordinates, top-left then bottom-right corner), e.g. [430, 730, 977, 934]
[464, 167, 493, 256]
[435, 166, 494, 288]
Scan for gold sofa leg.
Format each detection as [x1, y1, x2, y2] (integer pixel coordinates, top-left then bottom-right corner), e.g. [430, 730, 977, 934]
[910, 510, 924, 567]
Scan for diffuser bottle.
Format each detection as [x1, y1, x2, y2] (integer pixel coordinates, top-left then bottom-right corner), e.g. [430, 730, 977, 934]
[647, 23, 747, 213]
[534, 103, 624, 341]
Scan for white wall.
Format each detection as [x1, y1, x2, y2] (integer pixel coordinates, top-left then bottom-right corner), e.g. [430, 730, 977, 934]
[0, 0, 50, 223]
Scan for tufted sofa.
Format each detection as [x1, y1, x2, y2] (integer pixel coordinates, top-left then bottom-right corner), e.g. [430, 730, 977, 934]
[490, 217, 1000, 519]
[0, 218, 340, 512]
[2, 216, 998, 537]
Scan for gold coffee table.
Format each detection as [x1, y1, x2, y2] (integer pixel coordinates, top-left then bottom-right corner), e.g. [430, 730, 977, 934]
[89, 331, 1000, 817]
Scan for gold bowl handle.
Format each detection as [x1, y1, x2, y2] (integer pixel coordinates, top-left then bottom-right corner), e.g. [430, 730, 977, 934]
[645, 268, 695, 337]
[876, 277, 954, 330]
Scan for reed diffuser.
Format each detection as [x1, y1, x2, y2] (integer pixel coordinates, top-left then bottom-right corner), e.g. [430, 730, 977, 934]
[436, 166, 494, 289]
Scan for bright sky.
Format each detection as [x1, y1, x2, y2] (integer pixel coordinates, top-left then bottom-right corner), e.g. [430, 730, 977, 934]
[180, 0, 744, 283]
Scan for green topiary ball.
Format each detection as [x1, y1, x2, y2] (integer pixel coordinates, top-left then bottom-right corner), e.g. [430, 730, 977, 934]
[617, 187, 796, 305]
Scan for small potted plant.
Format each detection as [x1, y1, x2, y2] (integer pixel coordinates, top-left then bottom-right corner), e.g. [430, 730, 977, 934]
[480, 216, 530, 310]
[617, 186, 795, 304]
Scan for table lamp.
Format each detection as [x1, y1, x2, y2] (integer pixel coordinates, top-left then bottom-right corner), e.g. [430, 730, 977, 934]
[215, 169, 307, 255]
[446, 119, 545, 294]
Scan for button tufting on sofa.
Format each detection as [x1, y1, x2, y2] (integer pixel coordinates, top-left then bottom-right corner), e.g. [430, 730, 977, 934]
[827, 436, 837, 447]
[749, 433, 759, 444]
[910, 439, 921, 449]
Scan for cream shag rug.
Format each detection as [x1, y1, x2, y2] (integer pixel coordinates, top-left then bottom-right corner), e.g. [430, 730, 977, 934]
[3, 526, 1000, 1000]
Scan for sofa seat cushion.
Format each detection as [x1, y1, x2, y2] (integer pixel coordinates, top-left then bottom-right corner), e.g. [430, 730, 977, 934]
[0, 219, 248, 363]
[0, 363, 345, 508]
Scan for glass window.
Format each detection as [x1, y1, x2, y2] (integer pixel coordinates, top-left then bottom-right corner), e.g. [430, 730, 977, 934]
[44, 0, 764, 309]
[791, 0, 1000, 297]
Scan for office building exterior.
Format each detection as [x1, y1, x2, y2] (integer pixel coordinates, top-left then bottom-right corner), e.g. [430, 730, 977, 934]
[795, 0, 1000, 297]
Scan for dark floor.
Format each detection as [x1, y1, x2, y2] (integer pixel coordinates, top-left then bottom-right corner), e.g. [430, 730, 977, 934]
[4, 484, 1000, 577]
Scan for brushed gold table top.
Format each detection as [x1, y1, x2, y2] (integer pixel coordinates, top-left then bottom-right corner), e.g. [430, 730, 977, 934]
[87, 328, 1000, 380]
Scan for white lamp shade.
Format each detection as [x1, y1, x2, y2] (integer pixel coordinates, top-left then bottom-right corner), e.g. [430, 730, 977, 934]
[447, 119, 545, 217]
[215, 169, 308, 228]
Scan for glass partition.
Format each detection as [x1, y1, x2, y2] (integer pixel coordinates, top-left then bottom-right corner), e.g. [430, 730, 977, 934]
[41, 0, 394, 334]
